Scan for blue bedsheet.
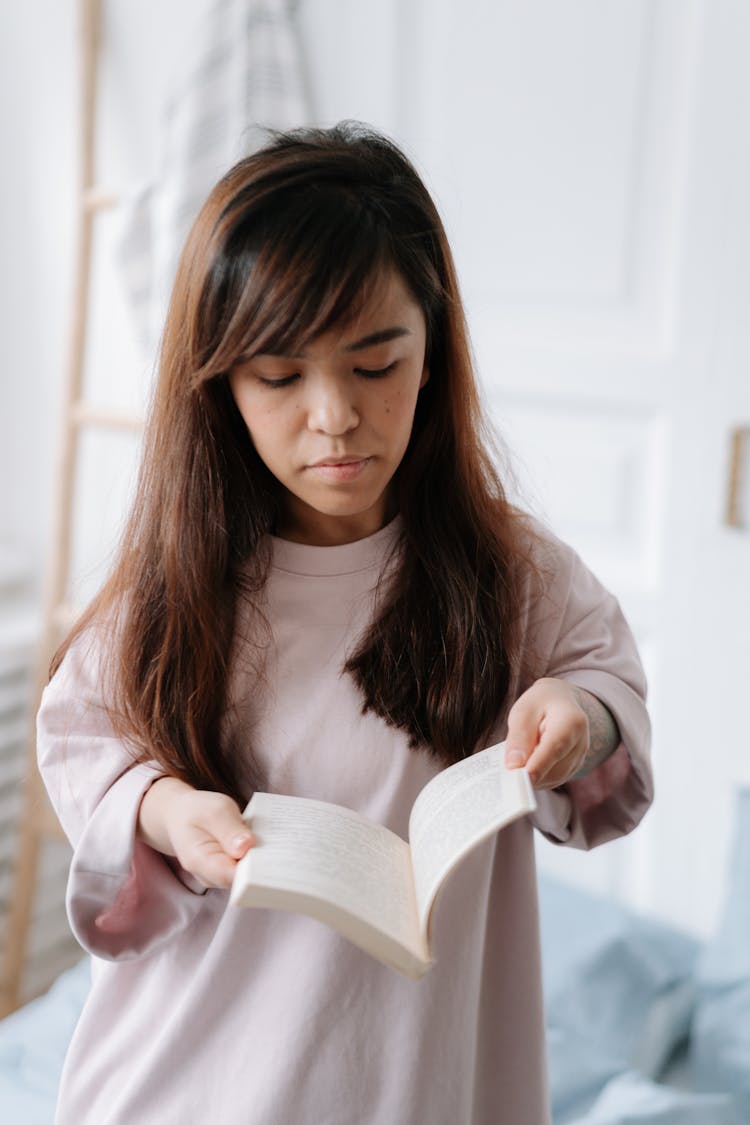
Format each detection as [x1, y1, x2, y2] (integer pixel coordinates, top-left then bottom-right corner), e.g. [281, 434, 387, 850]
[0, 956, 89, 1125]
[538, 875, 739, 1123]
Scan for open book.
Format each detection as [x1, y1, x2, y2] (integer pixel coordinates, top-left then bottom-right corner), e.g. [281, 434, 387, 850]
[229, 741, 536, 980]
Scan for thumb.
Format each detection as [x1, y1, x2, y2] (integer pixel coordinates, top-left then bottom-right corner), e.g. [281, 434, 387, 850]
[211, 800, 256, 858]
[227, 823, 255, 859]
[506, 696, 541, 769]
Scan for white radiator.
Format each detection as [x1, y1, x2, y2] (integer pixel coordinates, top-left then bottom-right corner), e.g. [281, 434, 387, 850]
[0, 554, 83, 1007]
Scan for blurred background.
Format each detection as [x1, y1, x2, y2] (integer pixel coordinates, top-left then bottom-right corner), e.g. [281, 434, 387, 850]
[0, 0, 749, 1117]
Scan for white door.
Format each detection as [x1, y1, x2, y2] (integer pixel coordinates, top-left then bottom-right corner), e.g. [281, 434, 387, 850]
[306, 0, 750, 937]
[467, 0, 750, 939]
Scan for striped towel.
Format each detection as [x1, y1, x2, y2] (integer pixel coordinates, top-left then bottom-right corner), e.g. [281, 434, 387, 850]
[116, 0, 313, 364]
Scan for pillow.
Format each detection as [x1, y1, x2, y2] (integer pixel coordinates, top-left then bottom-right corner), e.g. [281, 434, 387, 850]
[539, 874, 700, 1084]
[689, 787, 750, 1120]
[573, 1070, 738, 1124]
[546, 1023, 627, 1123]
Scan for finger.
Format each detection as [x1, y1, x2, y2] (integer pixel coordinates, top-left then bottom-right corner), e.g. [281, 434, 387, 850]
[526, 713, 586, 786]
[506, 695, 543, 769]
[228, 830, 255, 859]
[174, 830, 238, 890]
[521, 697, 584, 778]
[530, 744, 583, 790]
[203, 798, 256, 858]
[194, 843, 242, 890]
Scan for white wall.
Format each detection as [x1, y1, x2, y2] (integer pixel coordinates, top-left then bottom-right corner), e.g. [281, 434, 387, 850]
[0, 3, 76, 590]
[2, 1, 748, 939]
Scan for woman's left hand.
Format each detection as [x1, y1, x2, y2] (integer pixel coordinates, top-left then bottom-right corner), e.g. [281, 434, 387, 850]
[504, 677, 591, 789]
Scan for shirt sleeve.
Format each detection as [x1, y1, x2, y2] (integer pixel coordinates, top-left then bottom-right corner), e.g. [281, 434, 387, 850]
[524, 528, 654, 850]
[36, 629, 209, 961]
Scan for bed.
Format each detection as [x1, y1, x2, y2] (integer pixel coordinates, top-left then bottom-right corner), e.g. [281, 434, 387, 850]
[2, 790, 748, 1124]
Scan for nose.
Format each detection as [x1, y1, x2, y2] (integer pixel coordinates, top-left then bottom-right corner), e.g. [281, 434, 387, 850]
[306, 375, 359, 436]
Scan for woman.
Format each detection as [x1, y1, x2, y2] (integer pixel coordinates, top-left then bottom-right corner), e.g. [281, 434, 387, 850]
[38, 121, 652, 1124]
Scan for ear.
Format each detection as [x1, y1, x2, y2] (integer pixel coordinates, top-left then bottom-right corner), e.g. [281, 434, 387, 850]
[419, 363, 430, 389]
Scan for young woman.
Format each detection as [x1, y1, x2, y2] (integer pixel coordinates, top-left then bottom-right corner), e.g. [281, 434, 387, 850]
[38, 121, 652, 1124]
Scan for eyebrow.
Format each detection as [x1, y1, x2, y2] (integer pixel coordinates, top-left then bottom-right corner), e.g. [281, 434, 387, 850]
[342, 326, 412, 353]
[257, 326, 413, 359]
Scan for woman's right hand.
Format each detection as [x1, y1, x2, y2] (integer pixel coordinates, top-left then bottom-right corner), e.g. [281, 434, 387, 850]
[137, 776, 255, 890]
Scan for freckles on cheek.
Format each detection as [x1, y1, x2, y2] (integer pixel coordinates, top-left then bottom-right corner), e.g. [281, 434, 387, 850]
[383, 389, 408, 418]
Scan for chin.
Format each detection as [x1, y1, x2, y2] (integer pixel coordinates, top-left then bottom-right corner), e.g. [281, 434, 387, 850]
[301, 492, 388, 524]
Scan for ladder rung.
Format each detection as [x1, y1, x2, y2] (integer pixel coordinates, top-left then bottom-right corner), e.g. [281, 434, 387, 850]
[81, 188, 118, 213]
[71, 402, 145, 430]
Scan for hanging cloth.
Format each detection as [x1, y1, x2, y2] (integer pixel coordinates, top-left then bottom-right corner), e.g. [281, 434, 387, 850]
[116, 0, 313, 364]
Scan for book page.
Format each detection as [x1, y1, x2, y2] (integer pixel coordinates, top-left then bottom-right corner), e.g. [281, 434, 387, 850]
[230, 792, 422, 953]
[408, 743, 536, 938]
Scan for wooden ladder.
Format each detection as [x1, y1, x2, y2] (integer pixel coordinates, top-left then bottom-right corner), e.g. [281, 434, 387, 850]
[0, 0, 143, 1017]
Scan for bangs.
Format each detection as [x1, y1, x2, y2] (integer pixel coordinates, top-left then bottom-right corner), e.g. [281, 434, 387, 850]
[199, 186, 397, 377]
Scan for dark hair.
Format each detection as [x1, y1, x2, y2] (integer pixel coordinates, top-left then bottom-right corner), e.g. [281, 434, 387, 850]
[51, 121, 543, 803]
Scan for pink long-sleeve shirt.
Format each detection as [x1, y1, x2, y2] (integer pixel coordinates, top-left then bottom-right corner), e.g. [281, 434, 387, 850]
[37, 516, 652, 1125]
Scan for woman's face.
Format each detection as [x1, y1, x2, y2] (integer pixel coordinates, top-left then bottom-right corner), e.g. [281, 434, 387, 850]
[229, 269, 429, 546]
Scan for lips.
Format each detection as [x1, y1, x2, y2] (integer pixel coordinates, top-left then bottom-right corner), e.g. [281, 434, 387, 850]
[306, 457, 372, 482]
[309, 456, 369, 467]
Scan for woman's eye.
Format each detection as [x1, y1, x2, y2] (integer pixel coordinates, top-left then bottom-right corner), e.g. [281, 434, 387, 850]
[258, 374, 299, 388]
[356, 361, 398, 379]
[255, 361, 397, 387]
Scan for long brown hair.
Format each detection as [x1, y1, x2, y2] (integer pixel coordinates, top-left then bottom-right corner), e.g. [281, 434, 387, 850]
[52, 121, 543, 804]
